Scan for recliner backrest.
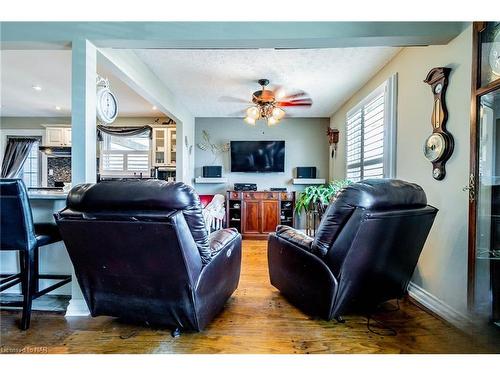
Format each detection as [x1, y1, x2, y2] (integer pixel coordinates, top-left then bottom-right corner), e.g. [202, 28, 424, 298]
[0, 178, 36, 251]
[55, 180, 211, 327]
[317, 179, 437, 316]
[330, 204, 437, 316]
[66, 179, 211, 263]
[312, 179, 429, 270]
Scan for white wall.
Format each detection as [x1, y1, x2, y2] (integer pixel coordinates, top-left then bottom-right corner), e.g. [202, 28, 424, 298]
[0, 116, 170, 129]
[97, 49, 195, 185]
[0, 117, 71, 129]
[195, 117, 330, 193]
[0, 116, 171, 180]
[329, 26, 473, 316]
[195, 117, 330, 229]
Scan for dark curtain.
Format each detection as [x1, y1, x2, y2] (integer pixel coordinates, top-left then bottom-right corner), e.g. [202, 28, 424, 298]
[97, 125, 152, 141]
[1, 137, 38, 178]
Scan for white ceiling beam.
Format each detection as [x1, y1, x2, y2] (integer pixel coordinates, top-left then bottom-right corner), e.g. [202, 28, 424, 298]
[1, 22, 469, 50]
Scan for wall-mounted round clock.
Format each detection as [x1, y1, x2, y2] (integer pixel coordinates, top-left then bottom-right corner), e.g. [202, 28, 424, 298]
[479, 22, 500, 87]
[423, 67, 454, 180]
[489, 27, 500, 77]
[96, 82, 118, 124]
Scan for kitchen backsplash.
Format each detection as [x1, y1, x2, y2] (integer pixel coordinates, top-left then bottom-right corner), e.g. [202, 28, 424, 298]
[47, 157, 71, 187]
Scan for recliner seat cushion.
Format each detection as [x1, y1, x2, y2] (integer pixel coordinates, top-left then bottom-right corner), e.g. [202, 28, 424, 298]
[66, 180, 212, 264]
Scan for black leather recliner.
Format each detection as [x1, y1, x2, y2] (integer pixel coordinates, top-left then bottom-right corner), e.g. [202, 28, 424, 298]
[55, 180, 242, 332]
[268, 179, 438, 321]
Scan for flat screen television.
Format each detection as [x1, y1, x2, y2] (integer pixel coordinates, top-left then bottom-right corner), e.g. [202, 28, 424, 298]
[230, 141, 285, 173]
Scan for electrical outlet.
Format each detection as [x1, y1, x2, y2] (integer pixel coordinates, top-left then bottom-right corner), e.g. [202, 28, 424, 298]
[48, 169, 54, 176]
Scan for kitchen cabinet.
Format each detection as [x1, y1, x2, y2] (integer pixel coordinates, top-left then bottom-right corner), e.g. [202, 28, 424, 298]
[261, 200, 280, 233]
[45, 127, 71, 146]
[152, 127, 176, 167]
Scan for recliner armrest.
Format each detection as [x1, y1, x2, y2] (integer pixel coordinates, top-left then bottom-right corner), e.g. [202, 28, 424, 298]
[275, 225, 313, 250]
[209, 228, 239, 255]
[195, 231, 242, 330]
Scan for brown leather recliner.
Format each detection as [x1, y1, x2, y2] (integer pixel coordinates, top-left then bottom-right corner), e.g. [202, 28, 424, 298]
[55, 180, 242, 332]
[268, 179, 438, 321]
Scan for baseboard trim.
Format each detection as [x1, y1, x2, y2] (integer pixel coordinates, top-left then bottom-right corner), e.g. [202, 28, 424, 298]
[65, 298, 90, 317]
[407, 281, 472, 330]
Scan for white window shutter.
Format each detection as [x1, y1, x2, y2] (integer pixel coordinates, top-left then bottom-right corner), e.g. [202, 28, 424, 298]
[346, 74, 397, 182]
[100, 132, 151, 176]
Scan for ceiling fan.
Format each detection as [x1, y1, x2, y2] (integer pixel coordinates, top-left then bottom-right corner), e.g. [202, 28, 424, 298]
[237, 79, 313, 126]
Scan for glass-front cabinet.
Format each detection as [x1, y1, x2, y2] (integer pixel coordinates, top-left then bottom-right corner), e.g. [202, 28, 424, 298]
[469, 22, 500, 327]
[168, 127, 176, 166]
[475, 89, 500, 325]
[152, 126, 176, 167]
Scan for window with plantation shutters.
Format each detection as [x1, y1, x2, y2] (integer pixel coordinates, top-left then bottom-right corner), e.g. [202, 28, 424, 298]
[99, 132, 151, 177]
[346, 75, 397, 182]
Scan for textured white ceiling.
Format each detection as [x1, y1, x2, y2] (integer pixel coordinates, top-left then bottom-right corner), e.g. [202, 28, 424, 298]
[0, 50, 164, 118]
[1, 47, 401, 119]
[133, 47, 400, 118]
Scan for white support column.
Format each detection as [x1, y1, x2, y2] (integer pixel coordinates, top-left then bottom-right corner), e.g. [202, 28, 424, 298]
[65, 39, 97, 317]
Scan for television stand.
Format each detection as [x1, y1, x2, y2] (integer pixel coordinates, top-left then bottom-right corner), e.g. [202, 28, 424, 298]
[226, 190, 296, 239]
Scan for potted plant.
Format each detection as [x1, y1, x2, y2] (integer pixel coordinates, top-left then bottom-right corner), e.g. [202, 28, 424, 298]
[295, 179, 352, 235]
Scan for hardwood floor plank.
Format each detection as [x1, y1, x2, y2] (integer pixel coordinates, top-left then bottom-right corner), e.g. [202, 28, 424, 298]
[1, 240, 497, 354]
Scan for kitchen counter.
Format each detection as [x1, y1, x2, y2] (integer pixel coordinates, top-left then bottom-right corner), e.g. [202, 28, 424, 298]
[28, 188, 68, 200]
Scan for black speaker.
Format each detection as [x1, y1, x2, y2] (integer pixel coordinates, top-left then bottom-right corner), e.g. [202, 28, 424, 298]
[296, 167, 317, 179]
[202, 166, 222, 178]
[234, 183, 257, 191]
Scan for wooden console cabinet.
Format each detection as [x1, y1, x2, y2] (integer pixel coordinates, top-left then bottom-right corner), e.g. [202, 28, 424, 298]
[226, 190, 295, 239]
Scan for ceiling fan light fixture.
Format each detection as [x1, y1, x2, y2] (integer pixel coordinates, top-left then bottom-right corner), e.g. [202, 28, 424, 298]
[244, 116, 256, 126]
[240, 79, 311, 127]
[272, 107, 285, 120]
[267, 116, 279, 127]
[246, 106, 260, 120]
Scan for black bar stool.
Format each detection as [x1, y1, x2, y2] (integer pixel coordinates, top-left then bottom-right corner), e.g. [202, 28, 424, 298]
[0, 179, 71, 330]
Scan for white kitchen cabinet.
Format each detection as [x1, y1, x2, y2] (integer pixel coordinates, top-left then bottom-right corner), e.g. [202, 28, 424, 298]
[63, 128, 72, 146]
[45, 127, 71, 146]
[167, 127, 176, 166]
[152, 127, 176, 166]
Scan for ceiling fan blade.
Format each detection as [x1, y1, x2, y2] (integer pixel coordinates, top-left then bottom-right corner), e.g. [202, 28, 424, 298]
[279, 103, 313, 107]
[218, 96, 252, 104]
[277, 99, 313, 107]
[271, 85, 308, 101]
[280, 91, 308, 101]
[271, 84, 284, 97]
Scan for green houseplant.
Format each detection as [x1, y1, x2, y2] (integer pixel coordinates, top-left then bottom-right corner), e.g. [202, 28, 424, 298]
[295, 179, 352, 217]
[295, 179, 352, 235]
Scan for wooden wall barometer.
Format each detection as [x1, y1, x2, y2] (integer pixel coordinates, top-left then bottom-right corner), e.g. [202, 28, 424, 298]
[423, 67, 454, 180]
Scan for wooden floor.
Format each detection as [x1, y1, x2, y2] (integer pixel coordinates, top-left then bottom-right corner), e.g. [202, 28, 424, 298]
[1, 240, 498, 354]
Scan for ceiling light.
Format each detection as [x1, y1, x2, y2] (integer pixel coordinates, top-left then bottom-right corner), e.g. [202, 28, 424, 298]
[32, 85, 42, 91]
[267, 117, 279, 126]
[55, 106, 61, 111]
[152, 106, 157, 110]
[272, 107, 285, 120]
[246, 106, 260, 120]
[244, 116, 256, 126]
